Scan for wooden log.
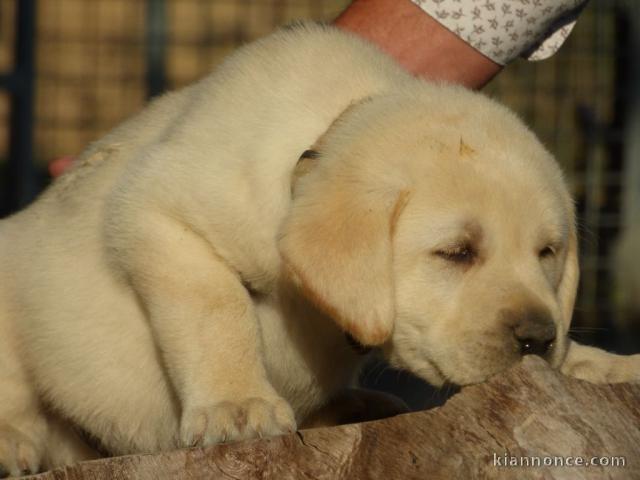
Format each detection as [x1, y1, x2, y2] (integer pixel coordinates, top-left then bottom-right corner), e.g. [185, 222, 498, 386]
[31, 356, 640, 479]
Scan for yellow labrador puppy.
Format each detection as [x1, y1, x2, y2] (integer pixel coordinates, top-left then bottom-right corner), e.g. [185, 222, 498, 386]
[0, 22, 638, 476]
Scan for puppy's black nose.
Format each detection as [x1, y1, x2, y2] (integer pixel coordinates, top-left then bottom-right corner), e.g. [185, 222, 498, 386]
[511, 308, 556, 357]
[516, 335, 555, 356]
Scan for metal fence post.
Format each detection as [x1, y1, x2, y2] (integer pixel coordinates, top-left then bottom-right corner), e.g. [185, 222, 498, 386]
[146, 0, 167, 100]
[3, 0, 37, 215]
[621, 3, 640, 226]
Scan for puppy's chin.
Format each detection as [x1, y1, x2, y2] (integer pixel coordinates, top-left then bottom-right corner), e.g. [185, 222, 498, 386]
[437, 344, 569, 386]
[441, 361, 514, 386]
[382, 346, 449, 388]
[383, 346, 515, 388]
[384, 334, 570, 388]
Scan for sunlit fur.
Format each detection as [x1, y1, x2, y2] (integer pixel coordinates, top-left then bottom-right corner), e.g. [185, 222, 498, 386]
[0, 23, 638, 476]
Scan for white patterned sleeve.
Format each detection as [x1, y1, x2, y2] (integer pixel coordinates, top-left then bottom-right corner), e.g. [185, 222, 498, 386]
[410, 0, 590, 65]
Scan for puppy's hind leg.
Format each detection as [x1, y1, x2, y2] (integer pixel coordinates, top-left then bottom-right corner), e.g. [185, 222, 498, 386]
[42, 415, 100, 471]
[0, 322, 97, 477]
[0, 322, 47, 477]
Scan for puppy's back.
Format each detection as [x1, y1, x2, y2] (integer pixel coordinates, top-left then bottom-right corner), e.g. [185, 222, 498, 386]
[0, 23, 415, 454]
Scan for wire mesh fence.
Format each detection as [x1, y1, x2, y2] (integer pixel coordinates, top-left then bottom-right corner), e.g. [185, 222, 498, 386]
[0, 0, 635, 352]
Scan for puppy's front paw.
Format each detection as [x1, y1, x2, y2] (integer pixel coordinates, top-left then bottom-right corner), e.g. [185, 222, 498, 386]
[0, 425, 43, 478]
[563, 349, 640, 384]
[180, 396, 296, 447]
[611, 353, 640, 383]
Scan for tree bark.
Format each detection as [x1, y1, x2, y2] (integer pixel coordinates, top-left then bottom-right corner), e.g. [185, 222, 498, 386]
[31, 356, 640, 479]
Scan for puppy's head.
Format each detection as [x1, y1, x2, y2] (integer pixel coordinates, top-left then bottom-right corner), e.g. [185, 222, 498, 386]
[279, 85, 578, 386]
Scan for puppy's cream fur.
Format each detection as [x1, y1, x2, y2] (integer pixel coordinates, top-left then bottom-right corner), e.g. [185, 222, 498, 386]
[0, 23, 638, 476]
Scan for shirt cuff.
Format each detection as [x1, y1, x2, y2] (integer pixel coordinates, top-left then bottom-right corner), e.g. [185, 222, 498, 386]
[410, 0, 589, 65]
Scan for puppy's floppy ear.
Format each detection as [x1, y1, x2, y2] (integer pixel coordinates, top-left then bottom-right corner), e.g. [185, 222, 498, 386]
[279, 153, 409, 346]
[558, 222, 580, 330]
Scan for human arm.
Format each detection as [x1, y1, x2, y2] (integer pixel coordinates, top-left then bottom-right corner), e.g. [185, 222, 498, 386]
[334, 0, 502, 89]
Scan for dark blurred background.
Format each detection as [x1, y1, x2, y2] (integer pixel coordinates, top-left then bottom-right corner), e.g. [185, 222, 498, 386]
[1, 0, 639, 409]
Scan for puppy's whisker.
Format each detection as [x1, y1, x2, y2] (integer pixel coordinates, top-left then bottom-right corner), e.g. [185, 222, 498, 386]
[371, 364, 393, 387]
[360, 360, 385, 386]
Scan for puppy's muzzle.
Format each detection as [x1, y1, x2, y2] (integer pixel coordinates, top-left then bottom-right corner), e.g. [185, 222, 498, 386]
[503, 306, 557, 358]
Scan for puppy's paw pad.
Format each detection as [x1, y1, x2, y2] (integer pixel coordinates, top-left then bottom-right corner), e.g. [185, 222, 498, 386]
[180, 397, 296, 447]
[0, 426, 42, 478]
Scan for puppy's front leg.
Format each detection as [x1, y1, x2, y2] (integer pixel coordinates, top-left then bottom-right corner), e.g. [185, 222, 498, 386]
[561, 340, 640, 384]
[112, 211, 295, 448]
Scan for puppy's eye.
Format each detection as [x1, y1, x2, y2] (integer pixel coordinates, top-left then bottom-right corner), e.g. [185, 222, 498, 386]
[434, 245, 475, 265]
[539, 245, 556, 259]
